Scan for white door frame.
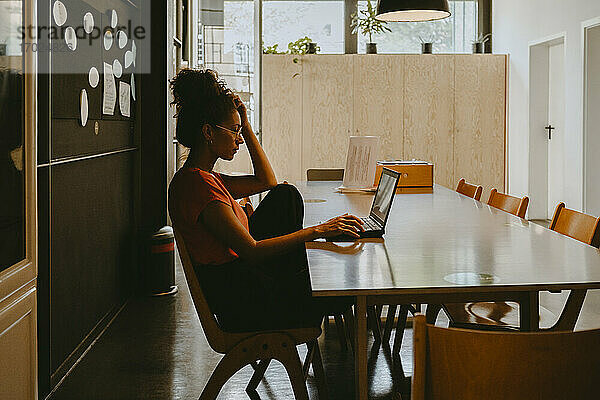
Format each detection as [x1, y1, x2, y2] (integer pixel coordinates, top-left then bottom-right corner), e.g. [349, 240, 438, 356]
[582, 17, 600, 215]
[528, 32, 567, 220]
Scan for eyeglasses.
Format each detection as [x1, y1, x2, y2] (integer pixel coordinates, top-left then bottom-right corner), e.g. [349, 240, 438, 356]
[214, 124, 243, 138]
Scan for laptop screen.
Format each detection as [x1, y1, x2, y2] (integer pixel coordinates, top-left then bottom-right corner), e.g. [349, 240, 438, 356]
[369, 168, 400, 225]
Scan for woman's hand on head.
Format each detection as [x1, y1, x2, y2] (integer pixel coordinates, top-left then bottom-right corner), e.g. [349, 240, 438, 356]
[312, 214, 364, 239]
[233, 95, 250, 128]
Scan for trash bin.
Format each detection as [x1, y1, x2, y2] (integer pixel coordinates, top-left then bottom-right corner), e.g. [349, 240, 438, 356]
[147, 226, 178, 296]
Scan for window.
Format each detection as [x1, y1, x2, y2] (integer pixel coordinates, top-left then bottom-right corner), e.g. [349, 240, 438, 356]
[263, 1, 345, 54]
[356, 0, 478, 54]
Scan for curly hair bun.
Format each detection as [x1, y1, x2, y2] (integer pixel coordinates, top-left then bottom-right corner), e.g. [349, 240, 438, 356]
[169, 68, 236, 148]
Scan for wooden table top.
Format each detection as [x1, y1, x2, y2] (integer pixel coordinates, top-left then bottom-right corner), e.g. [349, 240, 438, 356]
[298, 182, 600, 296]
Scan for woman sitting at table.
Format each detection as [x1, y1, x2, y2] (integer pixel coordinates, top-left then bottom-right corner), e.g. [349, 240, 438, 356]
[168, 68, 362, 332]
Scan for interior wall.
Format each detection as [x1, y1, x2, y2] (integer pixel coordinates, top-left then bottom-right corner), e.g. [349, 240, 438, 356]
[585, 25, 600, 216]
[493, 0, 600, 212]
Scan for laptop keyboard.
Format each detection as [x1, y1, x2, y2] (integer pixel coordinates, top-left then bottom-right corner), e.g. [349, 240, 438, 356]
[361, 217, 380, 231]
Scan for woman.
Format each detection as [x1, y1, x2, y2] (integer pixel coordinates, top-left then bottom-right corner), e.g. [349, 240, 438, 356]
[168, 69, 363, 332]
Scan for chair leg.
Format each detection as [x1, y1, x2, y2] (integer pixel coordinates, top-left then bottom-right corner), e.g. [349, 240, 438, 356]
[383, 304, 398, 344]
[201, 332, 309, 400]
[275, 344, 310, 400]
[548, 289, 587, 331]
[425, 304, 442, 324]
[245, 358, 271, 395]
[303, 341, 316, 380]
[393, 305, 409, 357]
[367, 305, 382, 343]
[200, 349, 251, 400]
[343, 308, 355, 352]
[334, 314, 348, 351]
[310, 340, 329, 400]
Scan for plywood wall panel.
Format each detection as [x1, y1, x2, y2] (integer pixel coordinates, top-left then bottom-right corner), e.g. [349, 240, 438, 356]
[454, 55, 506, 199]
[353, 55, 405, 160]
[302, 55, 355, 174]
[261, 55, 303, 182]
[403, 55, 455, 188]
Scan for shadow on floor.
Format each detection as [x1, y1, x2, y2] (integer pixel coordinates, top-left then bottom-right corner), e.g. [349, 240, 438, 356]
[50, 249, 600, 399]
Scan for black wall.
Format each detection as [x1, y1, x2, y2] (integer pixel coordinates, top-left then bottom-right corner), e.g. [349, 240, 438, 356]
[37, 0, 167, 397]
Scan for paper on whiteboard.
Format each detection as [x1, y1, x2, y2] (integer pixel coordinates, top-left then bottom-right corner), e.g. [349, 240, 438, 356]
[119, 82, 131, 117]
[102, 62, 116, 115]
[342, 136, 380, 188]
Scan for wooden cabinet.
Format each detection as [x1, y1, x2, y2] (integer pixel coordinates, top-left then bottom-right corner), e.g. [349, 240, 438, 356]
[454, 55, 507, 198]
[353, 55, 405, 160]
[301, 55, 355, 175]
[403, 55, 456, 189]
[262, 54, 506, 193]
[0, 283, 37, 400]
[261, 55, 304, 182]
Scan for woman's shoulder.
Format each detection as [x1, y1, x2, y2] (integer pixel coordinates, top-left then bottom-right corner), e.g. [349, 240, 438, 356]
[170, 167, 227, 196]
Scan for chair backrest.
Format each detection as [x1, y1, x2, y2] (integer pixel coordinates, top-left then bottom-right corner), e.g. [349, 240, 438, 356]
[550, 203, 600, 247]
[411, 314, 600, 400]
[487, 188, 529, 219]
[307, 168, 344, 181]
[456, 178, 483, 201]
[173, 229, 240, 353]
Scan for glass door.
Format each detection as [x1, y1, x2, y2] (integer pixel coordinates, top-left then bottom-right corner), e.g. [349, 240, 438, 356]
[0, 0, 26, 273]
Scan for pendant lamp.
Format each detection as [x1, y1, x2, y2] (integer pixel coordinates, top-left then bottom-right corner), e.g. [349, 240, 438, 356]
[375, 0, 451, 22]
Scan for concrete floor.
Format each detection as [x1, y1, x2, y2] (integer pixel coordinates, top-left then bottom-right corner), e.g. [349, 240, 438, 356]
[50, 249, 600, 400]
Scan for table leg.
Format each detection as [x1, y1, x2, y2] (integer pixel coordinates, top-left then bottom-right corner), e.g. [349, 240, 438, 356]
[519, 291, 539, 331]
[355, 296, 368, 400]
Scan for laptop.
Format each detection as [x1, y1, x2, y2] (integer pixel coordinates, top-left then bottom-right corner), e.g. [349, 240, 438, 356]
[327, 167, 401, 241]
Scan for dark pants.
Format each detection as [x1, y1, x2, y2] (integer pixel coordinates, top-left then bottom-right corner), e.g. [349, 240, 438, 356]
[195, 184, 350, 332]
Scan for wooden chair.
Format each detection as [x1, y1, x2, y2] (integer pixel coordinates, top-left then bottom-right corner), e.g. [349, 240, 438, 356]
[487, 188, 529, 218]
[174, 230, 327, 399]
[306, 168, 344, 181]
[411, 314, 600, 400]
[456, 178, 483, 201]
[436, 202, 600, 332]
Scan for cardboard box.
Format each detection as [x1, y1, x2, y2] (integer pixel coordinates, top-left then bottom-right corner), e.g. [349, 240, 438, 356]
[374, 161, 434, 192]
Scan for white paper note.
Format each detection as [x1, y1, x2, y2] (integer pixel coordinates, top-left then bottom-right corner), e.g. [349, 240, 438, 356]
[342, 136, 380, 189]
[102, 62, 116, 115]
[119, 82, 131, 117]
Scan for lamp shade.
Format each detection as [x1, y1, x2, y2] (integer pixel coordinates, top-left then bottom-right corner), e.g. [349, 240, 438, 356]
[375, 0, 451, 22]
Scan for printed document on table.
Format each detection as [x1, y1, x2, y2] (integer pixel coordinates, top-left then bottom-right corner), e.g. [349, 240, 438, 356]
[341, 136, 380, 189]
[102, 62, 116, 115]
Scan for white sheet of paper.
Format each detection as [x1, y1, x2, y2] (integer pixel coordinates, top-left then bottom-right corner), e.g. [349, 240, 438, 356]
[102, 62, 116, 115]
[342, 136, 380, 188]
[119, 82, 131, 117]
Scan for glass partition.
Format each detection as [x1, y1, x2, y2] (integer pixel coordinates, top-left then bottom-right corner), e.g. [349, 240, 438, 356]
[0, 0, 25, 272]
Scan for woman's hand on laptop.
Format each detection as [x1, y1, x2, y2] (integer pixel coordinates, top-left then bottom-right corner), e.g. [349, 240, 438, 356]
[310, 214, 364, 239]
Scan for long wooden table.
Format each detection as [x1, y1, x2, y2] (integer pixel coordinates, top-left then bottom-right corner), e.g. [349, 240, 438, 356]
[298, 182, 600, 400]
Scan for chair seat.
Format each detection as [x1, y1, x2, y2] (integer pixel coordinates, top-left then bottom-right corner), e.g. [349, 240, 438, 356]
[444, 301, 557, 329]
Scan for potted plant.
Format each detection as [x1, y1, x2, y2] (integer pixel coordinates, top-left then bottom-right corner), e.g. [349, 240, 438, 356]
[419, 36, 433, 54]
[287, 36, 320, 55]
[473, 33, 492, 54]
[351, 0, 392, 54]
[262, 43, 284, 54]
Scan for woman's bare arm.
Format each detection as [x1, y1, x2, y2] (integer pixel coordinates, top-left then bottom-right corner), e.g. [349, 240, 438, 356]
[220, 97, 277, 199]
[200, 202, 364, 262]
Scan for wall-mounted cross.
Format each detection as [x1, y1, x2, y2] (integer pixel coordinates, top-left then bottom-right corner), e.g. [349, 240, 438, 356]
[545, 125, 555, 140]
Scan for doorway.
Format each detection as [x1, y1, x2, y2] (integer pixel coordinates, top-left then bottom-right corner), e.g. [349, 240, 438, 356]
[584, 21, 600, 217]
[529, 34, 566, 220]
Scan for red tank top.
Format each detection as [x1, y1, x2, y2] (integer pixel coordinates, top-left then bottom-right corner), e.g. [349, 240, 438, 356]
[168, 168, 249, 265]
